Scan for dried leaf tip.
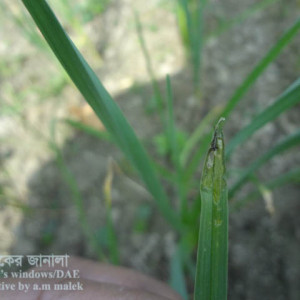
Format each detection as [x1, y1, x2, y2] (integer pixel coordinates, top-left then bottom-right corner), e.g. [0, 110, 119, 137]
[215, 117, 225, 131]
[210, 117, 226, 151]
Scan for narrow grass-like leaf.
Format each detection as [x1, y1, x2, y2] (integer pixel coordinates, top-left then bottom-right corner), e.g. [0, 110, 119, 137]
[166, 75, 187, 219]
[103, 161, 120, 264]
[134, 11, 163, 112]
[180, 105, 223, 167]
[184, 132, 212, 181]
[0, 172, 32, 212]
[209, 0, 279, 39]
[229, 129, 300, 198]
[1, 1, 47, 51]
[49, 120, 104, 260]
[177, 0, 207, 91]
[221, 18, 300, 118]
[226, 77, 300, 157]
[176, 0, 191, 48]
[232, 168, 300, 211]
[252, 178, 275, 215]
[170, 246, 188, 300]
[64, 119, 113, 142]
[194, 118, 228, 300]
[22, 0, 181, 230]
[185, 20, 300, 180]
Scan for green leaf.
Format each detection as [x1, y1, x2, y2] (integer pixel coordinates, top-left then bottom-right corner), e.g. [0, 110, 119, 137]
[180, 105, 223, 167]
[194, 118, 228, 300]
[229, 129, 300, 198]
[170, 246, 189, 300]
[184, 132, 212, 181]
[134, 11, 163, 112]
[176, 0, 208, 90]
[49, 120, 104, 260]
[208, 0, 279, 39]
[185, 19, 300, 181]
[232, 168, 300, 211]
[226, 77, 300, 157]
[64, 119, 113, 142]
[221, 18, 300, 118]
[166, 75, 187, 219]
[22, 0, 182, 231]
